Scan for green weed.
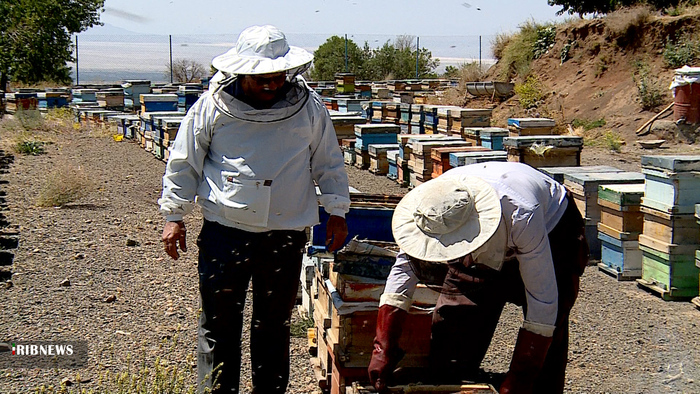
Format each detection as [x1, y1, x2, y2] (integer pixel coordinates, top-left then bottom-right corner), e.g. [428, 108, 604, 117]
[514, 75, 545, 109]
[571, 118, 606, 131]
[16, 140, 45, 155]
[290, 317, 315, 338]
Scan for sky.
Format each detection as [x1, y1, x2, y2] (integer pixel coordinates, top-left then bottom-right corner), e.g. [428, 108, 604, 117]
[96, 0, 571, 37]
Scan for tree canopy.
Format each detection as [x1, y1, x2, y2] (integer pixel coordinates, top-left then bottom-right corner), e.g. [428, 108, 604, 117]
[548, 0, 696, 16]
[310, 35, 439, 81]
[0, 0, 105, 89]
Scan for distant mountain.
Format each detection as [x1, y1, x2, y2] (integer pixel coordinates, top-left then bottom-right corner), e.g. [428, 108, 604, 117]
[82, 23, 140, 36]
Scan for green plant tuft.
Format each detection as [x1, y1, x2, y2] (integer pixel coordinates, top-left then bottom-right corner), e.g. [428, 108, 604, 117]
[290, 317, 315, 338]
[534, 26, 556, 59]
[571, 118, 606, 131]
[514, 75, 545, 109]
[16, 140, 45, 155]
[663, 32, 698, 68]
[603, 131, 624, 152]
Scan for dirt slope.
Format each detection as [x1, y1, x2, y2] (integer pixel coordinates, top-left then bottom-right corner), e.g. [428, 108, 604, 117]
[486, 8, 700, 145]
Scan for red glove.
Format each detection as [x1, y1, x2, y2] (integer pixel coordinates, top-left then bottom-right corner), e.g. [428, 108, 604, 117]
[500, 328, 553, 394]
[368, 304, 408, 392]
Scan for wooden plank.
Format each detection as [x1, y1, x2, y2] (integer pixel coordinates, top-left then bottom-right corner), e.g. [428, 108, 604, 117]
[599, 200, 643, 234]
[597, 222, 639, 241]
[349, 382, 498, 394]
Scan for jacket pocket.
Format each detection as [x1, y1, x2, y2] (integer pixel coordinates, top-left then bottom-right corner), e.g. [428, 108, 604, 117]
[219, 173, 272, 227]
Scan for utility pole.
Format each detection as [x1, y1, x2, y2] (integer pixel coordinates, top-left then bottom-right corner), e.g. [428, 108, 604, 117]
[344, 34, 348, 72]
[75, 36, 79, 85]
[169, 35, 174, 84]
[415, 37, 420, 79]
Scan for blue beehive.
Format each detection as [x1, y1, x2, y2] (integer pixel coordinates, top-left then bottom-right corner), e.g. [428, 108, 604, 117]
[479, 127, 509, 150]
[641, 155, 700, 214]
[354, 124, 400, 151]
[598, 231, 642, 280]
[140, 94, 178, 113]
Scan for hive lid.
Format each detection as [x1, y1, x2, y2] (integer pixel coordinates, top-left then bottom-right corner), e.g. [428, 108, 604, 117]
[641, 155, 700, 172]
[503, 135, 583, 148]
[507, 117, 556, 128]
[563, 171, 645, 186]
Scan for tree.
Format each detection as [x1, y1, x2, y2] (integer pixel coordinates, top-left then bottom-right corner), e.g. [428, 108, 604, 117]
[310, 35, 439, 81]
[366, 36, 439, 80]
[0, 0, 104, 89]
[166, 58, 207, 83]
[310, 35, 365, 81]
[548, 0, 691, 16]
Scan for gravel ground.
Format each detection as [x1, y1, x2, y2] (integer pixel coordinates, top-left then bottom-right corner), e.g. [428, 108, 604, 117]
[1, 126, 700, 393]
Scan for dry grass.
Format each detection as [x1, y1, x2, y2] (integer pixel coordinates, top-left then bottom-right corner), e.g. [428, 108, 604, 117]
[491, 32, 513, 60]
[36, 161, 93, 207]
[605, 6, 654, 47]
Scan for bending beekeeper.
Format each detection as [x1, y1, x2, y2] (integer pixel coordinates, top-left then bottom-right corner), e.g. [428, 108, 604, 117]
[368, 161, 589, 394]
[158, 25, 350, 394]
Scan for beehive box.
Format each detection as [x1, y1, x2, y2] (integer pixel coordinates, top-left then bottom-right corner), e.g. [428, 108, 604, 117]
[387, 150, 400, 180]
[354, 147, 370, 170]
[564, 171, 645, 259]
[637, 240, 700, 300]
[332, 115, 367, 140]
[342, 139, 357, 166]
[449, 151, 508, 167]
[400, 134, 460, 160]
[451, 108, 492, 129]
[597, 183, 645, 240]
[461, 127, 483, 147]
[507, 117, 556, 136]
[354, 124, 401, 150]
[504, 136, 583, 168]
[539, 165, 623, 184]
[478, 127, 509, 150]
[640, 205, 700, 247]
[431, 145, 488, 177]
[641, 155, 700, 214]
[140, 93, 178, 113]
[598, 231, 642, 280]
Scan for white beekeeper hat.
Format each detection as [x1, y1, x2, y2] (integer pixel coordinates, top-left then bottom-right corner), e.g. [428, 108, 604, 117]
[212, 25, 313, 75]
[392, 175, 502, 262]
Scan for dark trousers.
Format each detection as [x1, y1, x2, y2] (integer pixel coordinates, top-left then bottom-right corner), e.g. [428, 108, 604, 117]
[196, 219, 307, 394]
[430, 193, 588, 393]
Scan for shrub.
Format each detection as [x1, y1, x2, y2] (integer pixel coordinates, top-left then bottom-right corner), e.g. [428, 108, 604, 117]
[533, 26, 556, 59]
[14, 108, 45, 131]
[633, 61, 664, 110]
[514, 75, 545, 109]
[36, 163, 92, 207]
[290, 317, 315, 338]
[663, 32, 699, 68]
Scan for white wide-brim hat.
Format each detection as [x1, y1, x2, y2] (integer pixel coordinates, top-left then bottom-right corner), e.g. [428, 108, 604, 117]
[212, 25, 314, 75]
[392, 175, 502, 262]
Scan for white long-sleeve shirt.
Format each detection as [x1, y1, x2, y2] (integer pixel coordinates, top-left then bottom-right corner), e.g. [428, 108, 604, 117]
[381, 162, 568, 336]
[158, 78, 350, 232]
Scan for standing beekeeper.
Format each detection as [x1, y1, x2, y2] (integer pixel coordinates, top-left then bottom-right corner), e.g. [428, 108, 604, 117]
[158, 25, 350, 393]
[368, 161, 589, 394]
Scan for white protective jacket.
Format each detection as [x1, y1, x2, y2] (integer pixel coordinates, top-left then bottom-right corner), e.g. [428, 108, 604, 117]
[158, 77, 351, 232]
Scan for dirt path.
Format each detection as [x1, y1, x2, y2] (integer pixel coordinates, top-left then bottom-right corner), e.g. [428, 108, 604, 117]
[1, 128, 700, 393]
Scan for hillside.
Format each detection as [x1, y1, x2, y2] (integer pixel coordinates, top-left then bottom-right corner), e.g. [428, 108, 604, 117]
[481, 6, 700, 146]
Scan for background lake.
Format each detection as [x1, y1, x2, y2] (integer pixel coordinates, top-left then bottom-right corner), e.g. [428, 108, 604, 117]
[71, 33, 497, 83]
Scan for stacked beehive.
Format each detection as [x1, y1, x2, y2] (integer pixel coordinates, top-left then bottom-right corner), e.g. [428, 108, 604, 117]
[596, 184, 645, 280]
[408, 138, 472, 187]
[335, 73, 356, 94]
[399, 103, 412, 134]
[370, 101, 385, 123]
[636, 155, 700, 300]
[384, 103, 400, 124]
[422, 105, 438, 134]
[368, 143, 400, 175]
[96, 88, 125, 111]
[563, 171, 645, 259]
[354, 124, 400, 170]
[305, 194, 437, 394]
[409, 104, 424, 134]
[176, 84, 202, 112]
[450, 108, 492, 136]
[341, 138, 357, 166]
